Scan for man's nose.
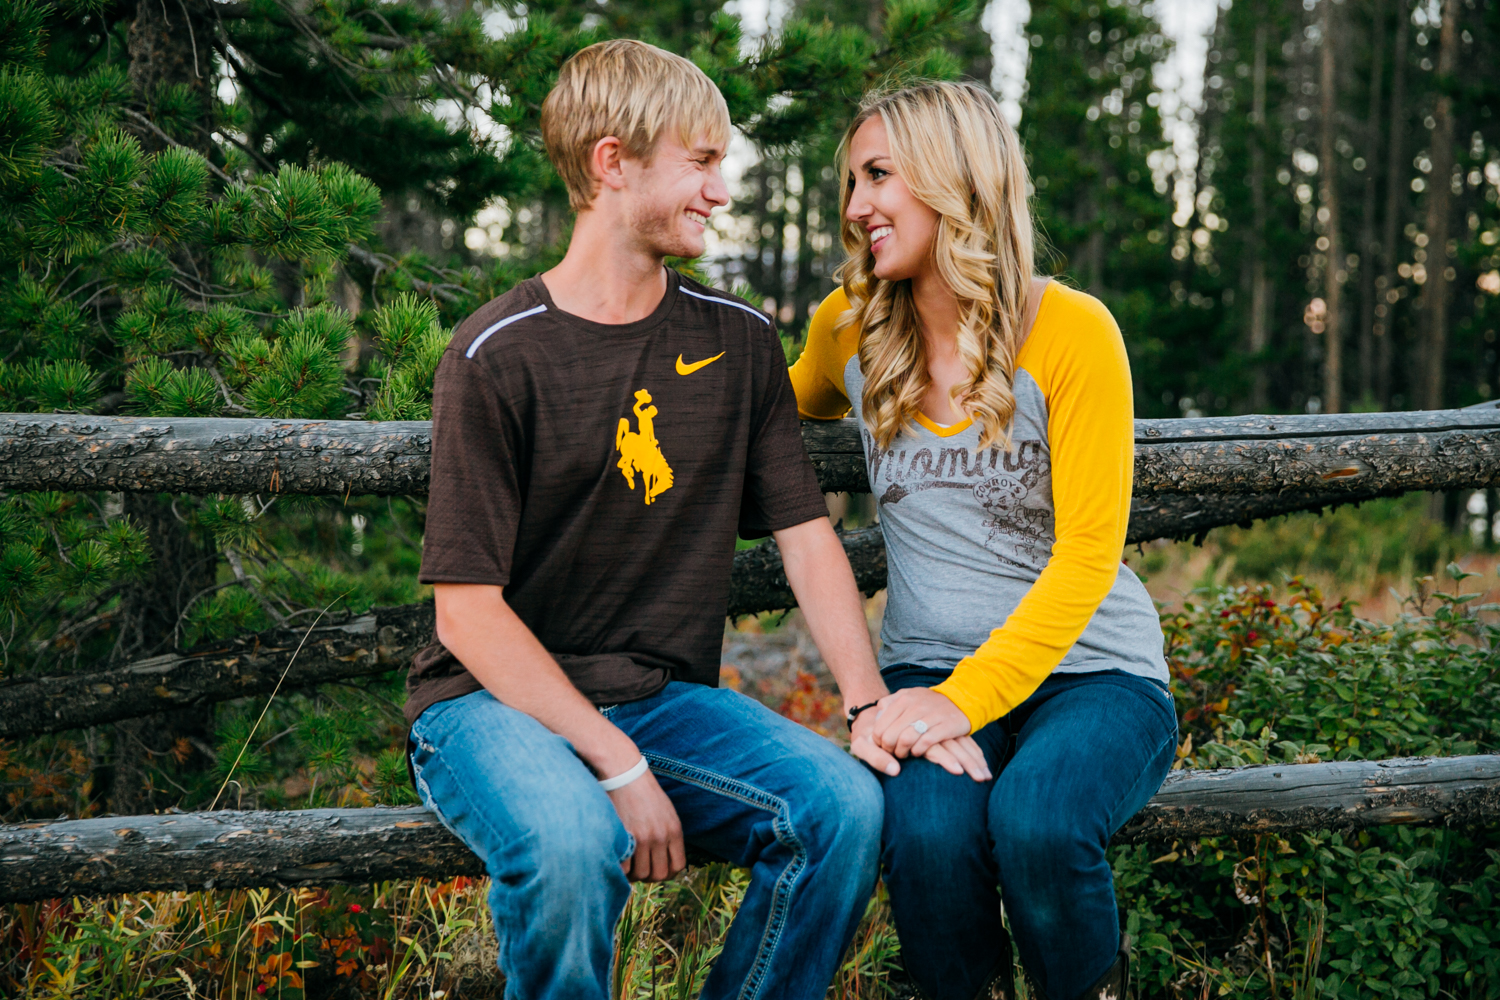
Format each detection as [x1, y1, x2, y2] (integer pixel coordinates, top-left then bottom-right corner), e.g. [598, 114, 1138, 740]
[705, 166, 730, 207]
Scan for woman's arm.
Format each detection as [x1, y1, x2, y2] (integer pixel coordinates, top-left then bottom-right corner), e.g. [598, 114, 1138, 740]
[872, 290, 1137, 755]
[789, 289, 859, 419]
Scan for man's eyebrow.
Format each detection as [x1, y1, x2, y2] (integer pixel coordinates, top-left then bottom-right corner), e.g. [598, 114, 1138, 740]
[692, 145, 726, 158]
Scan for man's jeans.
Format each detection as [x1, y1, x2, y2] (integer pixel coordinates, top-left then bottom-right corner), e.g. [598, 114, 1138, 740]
[409, 681, 884, 1000]
[879, 667, 1178, 1000]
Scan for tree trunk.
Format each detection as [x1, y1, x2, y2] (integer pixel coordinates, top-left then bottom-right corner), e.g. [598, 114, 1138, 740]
[1376, 3, 1408, 407]
[4, 755, 1497, 903]
[1319, 0, 1345, 414]
[115, 0, 223, 814]
[1249, 19, 1271, 412]
[127, 0, 215, 155]
[105, 495, 221, 814]
[1357, 0, 1387, 406]
[1420, 0, 1459, 411]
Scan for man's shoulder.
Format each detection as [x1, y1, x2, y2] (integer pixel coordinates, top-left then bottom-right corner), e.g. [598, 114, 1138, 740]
[673, 274, 774, 331]
[448, 279, 552, 362]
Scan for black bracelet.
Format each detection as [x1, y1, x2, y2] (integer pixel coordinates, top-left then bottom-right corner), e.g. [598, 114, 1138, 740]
[845, 700, 880, 728]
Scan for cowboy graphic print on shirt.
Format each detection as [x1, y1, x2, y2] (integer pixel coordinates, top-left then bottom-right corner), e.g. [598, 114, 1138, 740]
[616, 388, 674, 504]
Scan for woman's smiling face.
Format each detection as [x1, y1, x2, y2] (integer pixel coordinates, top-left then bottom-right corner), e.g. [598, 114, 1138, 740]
[844, 114, 941, 283]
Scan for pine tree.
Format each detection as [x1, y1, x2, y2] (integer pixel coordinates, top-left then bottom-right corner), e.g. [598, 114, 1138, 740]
[0, 0, 966, 818]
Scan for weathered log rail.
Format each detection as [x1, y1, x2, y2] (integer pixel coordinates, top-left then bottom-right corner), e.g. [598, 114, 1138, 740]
[0, 604, 435, 739]
[4, 406, 1498, 508]
[1, 755, 1494, 904]
[2, 406, 1497, 738]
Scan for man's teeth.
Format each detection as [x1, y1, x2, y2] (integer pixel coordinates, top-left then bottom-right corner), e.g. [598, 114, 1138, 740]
[685, 210, 708, 226]
[870, 226, 893, 244]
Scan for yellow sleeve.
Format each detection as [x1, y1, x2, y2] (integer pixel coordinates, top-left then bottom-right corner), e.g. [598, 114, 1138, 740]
[931, 286, 1138, 732]
[789, 288, 859, 419]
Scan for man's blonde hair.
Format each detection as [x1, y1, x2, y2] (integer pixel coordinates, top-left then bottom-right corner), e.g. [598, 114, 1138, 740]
[541, 40, 732, 212]
[837, 82, 1037, 452]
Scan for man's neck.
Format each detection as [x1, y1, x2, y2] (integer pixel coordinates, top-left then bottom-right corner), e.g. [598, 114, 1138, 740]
[542, 210, 669, 324]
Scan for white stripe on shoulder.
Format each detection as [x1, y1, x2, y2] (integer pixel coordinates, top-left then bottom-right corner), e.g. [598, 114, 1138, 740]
[679, 287, 771, 325]
[464, 303, 548, 358]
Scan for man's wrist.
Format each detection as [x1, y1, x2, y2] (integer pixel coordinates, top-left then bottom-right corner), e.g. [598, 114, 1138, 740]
[845, 700, 880, 729]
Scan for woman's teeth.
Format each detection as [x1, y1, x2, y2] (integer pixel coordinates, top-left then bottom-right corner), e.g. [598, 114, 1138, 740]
[870, 226, 893, 251]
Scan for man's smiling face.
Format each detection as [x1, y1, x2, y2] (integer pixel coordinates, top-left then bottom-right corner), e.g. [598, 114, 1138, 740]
[624, 132, 730, 260]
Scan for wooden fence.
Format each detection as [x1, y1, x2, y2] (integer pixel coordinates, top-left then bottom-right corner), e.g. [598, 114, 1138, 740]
[0, 405, 1497, 900]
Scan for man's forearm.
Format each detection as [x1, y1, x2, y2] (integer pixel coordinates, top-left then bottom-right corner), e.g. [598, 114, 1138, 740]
[434, 584, 643, 778]
[773, 518, 888, 709]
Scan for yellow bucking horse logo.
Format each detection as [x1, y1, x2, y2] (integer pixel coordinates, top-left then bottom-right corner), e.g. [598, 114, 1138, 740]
[615, 389, 674, 505]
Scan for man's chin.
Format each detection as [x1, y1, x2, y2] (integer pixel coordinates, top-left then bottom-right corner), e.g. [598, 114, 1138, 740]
[656, 235, 706, 261]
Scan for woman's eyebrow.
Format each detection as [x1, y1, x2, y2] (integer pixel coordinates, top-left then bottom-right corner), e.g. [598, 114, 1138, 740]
[861, 155, 890, 171]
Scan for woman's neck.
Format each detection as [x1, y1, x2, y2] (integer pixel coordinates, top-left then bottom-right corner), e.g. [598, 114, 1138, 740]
[911, 265, 967, 424]
[911, 266, 960, 357]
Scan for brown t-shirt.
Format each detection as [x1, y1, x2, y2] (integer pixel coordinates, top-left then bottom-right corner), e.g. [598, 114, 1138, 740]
[404, 270, 829, 725]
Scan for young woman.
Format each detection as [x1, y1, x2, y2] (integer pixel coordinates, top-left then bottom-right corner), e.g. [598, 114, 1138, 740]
[790, 82, 1178, 1000]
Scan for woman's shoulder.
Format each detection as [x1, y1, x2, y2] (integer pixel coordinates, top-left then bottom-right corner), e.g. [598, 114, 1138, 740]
[1019, 281, 1126, 368]
[789, 287, 862, 417]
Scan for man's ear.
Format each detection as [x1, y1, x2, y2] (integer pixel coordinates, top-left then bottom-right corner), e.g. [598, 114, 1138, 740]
[591, 136, 628, 193]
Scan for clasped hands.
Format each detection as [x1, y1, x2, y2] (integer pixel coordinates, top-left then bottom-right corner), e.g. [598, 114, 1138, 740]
[849, 687, 991, 783]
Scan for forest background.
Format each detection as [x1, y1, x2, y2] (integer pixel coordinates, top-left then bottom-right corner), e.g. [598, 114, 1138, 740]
[1, 0, 1500, 996]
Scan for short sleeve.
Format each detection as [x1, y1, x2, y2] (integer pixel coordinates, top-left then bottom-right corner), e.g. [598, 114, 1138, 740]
[738, 326, 831, 539]
[418, 351, 527, 585]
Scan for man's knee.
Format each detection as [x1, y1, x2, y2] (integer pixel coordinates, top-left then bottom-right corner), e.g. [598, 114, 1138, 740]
[798, 757, 883, 860]
[523, 803, 629, 889]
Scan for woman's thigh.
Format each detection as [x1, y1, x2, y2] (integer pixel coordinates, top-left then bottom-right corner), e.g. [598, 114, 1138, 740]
[989, 671, 1177, 852]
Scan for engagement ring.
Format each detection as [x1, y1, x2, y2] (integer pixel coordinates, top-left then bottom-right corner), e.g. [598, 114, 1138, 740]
[910, 719, 929, 735]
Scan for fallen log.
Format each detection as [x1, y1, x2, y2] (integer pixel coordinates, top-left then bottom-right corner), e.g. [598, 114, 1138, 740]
[2, 755, 1495, 904]
[0, 525, 892, 739]
[0, 604, 434, 740]
[3, 407, 1497, 500]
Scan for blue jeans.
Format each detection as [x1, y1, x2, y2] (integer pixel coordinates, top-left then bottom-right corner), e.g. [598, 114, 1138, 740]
[879, 667, 1177, 1000]
[409, 681, 884, 1000]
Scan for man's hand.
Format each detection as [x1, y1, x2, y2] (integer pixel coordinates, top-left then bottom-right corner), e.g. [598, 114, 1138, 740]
[849, 711, 901, 776]
[872, 687, 973, 760]
[607, 771, 686, 882]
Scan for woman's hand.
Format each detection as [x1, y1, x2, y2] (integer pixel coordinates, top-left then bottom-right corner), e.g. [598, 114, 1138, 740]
[872, 687, 972, 759]
[921, 735, 992, 782]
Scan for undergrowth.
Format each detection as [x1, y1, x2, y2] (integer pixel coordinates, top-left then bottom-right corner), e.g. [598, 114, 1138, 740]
[2, 567, 1498, 998]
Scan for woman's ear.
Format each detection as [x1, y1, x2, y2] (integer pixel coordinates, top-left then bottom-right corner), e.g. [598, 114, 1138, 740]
[590, 136, 627, 192]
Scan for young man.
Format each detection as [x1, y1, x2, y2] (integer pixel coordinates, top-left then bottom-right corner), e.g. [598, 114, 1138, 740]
[405, 40, 899, 999]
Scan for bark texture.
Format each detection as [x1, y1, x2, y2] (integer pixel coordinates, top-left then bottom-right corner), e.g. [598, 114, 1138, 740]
[1118, 754, 1500, 842]
[4, 409, 1498, 500]
[4, 755, 1496, 903]
[0, 415, 433, 496]
[0, 605, 434, 739]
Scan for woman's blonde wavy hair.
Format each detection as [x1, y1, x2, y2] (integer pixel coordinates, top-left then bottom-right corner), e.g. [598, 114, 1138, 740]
[837, 81, 1036, 451]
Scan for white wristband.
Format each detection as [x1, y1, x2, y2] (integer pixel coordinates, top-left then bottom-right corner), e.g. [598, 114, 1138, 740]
[598, 756, 650, 792]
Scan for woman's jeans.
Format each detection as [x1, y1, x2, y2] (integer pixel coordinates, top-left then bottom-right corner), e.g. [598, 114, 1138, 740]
[409, 681, 884, 1000]
[879, 666, 1178, 1000]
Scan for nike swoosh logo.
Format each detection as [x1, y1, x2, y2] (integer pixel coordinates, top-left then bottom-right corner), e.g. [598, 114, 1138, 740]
[676, 352, 725, 375]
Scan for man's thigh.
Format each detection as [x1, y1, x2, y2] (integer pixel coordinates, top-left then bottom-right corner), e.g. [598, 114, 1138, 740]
[410, 690, 633, 872]
[606, 683, 881, 864]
